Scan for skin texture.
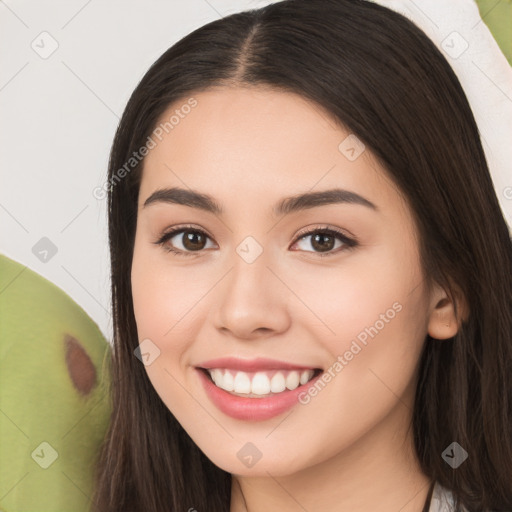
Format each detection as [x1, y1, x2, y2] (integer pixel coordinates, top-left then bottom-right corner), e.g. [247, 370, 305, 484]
[130, 87, 462, 512]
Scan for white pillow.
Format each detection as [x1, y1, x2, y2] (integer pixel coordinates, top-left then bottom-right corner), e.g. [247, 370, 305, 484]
[372, 0, 512, 233]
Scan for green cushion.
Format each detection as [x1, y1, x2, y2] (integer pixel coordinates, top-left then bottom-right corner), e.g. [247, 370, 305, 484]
[475, 0, 512, 64]
[0, 254, 111, 512]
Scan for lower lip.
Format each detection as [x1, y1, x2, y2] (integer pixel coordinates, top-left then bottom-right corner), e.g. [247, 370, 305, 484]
[196, 368, 323, 421]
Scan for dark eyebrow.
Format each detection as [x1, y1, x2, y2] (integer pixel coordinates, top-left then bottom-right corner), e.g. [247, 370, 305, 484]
[142, 187, 377, 216]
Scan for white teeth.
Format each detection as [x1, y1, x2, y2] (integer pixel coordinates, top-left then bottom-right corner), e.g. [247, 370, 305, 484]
[213, 368, 234, 391]
[270, 372, 286, 393]
[211, 368, 223, 386]
[299, 370, 311, 385]
[233, 372, 252, 393]
[286, 371, 300, 390]
[251, 372, 271, 395]
[206, 368, 316, 396]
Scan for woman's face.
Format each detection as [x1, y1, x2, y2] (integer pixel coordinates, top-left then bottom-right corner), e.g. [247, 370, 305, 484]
[131, 86, 450, 477]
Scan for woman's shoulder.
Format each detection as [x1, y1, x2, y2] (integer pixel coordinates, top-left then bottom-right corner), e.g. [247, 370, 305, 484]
[429, 482, 499, 512]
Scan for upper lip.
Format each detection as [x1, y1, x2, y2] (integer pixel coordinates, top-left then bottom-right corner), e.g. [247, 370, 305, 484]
[197, 357, 321, 372]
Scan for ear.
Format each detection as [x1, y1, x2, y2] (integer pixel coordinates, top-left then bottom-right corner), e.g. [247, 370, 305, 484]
[427, 283, 468, 340]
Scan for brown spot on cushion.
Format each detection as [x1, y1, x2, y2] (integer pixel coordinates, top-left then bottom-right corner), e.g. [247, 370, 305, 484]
[65, 334, 96, 395]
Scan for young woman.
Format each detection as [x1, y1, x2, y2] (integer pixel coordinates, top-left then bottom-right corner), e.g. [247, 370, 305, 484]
[91, 0, 512, 510]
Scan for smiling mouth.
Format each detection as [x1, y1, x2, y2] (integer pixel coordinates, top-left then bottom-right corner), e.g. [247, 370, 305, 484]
[198, 367, 323, 398]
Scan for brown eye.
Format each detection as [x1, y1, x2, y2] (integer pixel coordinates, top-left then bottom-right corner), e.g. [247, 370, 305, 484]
[181, 230, 207, 251]
[310, 233, 336, 252]
[291, 227, 357, 257]
[154, 226, 215, 256]
[154, 224, 357, 258]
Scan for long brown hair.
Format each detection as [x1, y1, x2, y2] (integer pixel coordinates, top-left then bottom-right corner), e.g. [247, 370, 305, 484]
[92, 0, 512, 510]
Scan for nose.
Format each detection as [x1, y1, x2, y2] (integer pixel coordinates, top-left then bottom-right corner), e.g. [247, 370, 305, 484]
[212, 243, 291, 340]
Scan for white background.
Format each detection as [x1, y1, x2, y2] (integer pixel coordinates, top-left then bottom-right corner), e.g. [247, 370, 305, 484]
[1, 0, 510, 342]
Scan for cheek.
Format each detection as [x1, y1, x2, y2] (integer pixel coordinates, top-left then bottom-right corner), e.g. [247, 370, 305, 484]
[131, 244, 170, 341]
[130, 239, 214, 365]
[292, 240, 427, 352]
[309, 244, 429, 410]
[131, 232, 195, 336]
[130, 242, 203, 414]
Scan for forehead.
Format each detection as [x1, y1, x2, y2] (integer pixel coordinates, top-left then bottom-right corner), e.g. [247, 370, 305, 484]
[137, 86, 405, 216]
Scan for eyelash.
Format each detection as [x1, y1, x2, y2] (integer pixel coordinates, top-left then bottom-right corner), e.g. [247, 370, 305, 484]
[153, 224, 358, 258]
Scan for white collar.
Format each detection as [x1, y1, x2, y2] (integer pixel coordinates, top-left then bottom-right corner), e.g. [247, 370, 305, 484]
[428, 482, 469, 512]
